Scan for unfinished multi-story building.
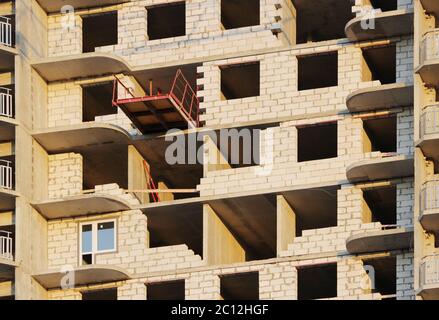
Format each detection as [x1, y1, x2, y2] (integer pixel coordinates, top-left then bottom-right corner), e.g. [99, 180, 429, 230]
[0, 0, 437, 300]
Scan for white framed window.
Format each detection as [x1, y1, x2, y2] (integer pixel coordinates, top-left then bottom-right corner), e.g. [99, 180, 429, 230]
[79, 219, 117, 265]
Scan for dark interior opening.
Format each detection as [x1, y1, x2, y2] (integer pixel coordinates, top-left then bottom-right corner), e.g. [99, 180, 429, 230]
[147, 280, 185, 300]
[294, 0, 354, 44]
[370, 0, 398, 12]
[298, 122, 338, 162]
[298, 52, 338, 91]
[221, 0, 260, 30]
[363, 116, 397, 153]
[363, 186, 397, 225]
[284, 186, 339, 237]
[148, 208, 203, 258]
[82, 288, 118, 300]
[82, 82, 117, 122]
[220, 272, 259, 300]
[82, 11, 118, 53]
[216, 127, 265, 168]
[147, 2, 186, 40]
[362, 45, 396, 85]
[221, 62, 260, 100]
[364, 257, 396, 297]
[298, 263, 337, 300]
[82, 145, 128, 190]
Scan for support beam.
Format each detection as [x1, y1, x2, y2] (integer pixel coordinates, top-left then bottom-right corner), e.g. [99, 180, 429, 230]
[276, 195, 296, 254]
[203, 204, 245, 265]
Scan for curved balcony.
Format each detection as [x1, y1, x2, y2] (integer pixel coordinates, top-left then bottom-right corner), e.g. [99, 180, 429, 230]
[33, 265, 131, 290]
[418, 105, 439, 160]
[31, 53, 132, 82]
[36, 0, 129, 13]
[420, 181, 439, 231]
[417, 29, 439, 86]
[32, 193, 134, 220]
[346, 226, 413, 254]
[419, 255, 439, 299]
[346, 154, 414, 183]
[346, 83, 413, 113]
[345, 9, 413, 42]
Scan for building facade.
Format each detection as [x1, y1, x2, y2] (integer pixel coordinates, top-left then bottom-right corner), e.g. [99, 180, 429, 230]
[0, 0, 436, 300]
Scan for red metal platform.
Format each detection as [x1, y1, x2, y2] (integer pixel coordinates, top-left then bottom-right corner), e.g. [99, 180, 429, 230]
[112, 70, 200, 134]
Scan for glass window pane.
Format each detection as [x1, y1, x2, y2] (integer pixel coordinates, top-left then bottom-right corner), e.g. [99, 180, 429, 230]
[81, 224, 92, 253]
[97, 222, 115, 252]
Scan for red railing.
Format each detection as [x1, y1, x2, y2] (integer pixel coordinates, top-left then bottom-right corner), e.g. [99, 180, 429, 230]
[142, 160, 160, 203]
[169, 69, 200, 128]
[112, 70, 200, 129]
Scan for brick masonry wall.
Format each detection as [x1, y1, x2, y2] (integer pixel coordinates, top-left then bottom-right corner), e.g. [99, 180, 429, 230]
[47, 209, 205, 275]
[279, 179, 414, 257]
[199, 37, 413, 127]
[47, 0, 294, 66]
[198, 108, 414, 197]
[47, 253, 413, 300]
[47, 77, 136, 131]
[48, 153, 82, 199]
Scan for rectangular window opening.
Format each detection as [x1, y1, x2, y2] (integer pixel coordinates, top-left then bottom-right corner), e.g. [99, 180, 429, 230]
[285, 186, 339, 237]
[363, 257, 396, 298]
[82, 146, 128, 191]
[148, 210, 203, 258]
[82, 82, 117, 122]
[298, 263, 337, 300]
[82, 288, 118, 300]
[298, 52, 338, 91]
[298, 122, 338, 162]
[362, 186, 397, 226]
[80, 220, 116, 265]
[147, 2, 186, 40]
[295, 0, 354, 44]
[220, 272, 259, 300]
[362, 45, 396, 84]
[82, 11, 118, 53]
[221, 0, 260, 30]
[362, 116, 397, 153]
[147, 280, 185, 300]
[220, 62, 260, 100]
[370, 0, 398, 12]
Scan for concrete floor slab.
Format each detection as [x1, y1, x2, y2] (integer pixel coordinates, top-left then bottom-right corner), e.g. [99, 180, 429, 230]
[345, 10, 413, 41]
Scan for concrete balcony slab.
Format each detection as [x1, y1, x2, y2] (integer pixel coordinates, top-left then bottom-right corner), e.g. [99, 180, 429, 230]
[36, 0, 129, 13]
[345, 10, 413, 42]
[346, 227, 413, 254]
[32, 193, 133, 220]
[31, 53, 131, 82]
[346, 83, 413, 113]
[346, 155, 414, 183]
[33, 265, 131, 290]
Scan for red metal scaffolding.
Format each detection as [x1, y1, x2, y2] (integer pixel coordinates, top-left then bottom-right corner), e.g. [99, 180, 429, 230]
[112, 69, 200, 134]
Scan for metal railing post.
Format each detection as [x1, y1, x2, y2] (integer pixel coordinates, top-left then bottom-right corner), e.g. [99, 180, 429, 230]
[0, 87, 13, 118]
[0, 230, 13, 260]
[0, 16, 12, 47]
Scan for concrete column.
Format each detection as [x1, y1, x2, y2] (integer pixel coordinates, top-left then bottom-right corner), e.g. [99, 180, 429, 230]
[203, 204, 245, 265]
[276, 195, 296, 254]
[128, 145, 149, 204]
